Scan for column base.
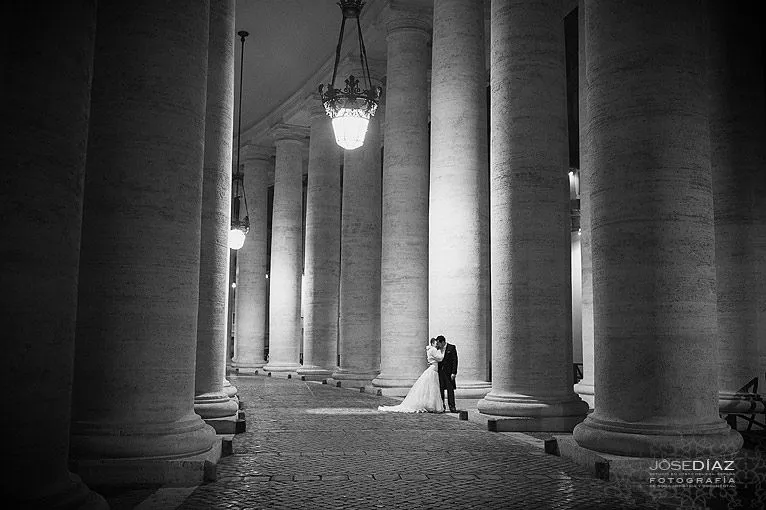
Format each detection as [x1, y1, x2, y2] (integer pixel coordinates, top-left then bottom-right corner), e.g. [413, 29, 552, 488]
[263, 362, 302, 372]
[574, 380, 595, 409]
[454, 379, 492, 399]
[230, 359, 265, 374]
[332, 369, 380, 388]
[477, 390, 589, 418]
[573, 414, 743, 457]
[553, 435, 666, 482]
[371, 373, 419, 397]
[265, 370, 300, 380]
[203, 414, 246, 435]
[10, 474, 109, 510]
[487, 415, 585, 432]
[70, 413, 217, 460]
[71, 438, 222, 487]
[194, 391, 239, 420]
[222, 379, 237, 398]
[719, 391, 762, 414]
[296, 365, 334, 378]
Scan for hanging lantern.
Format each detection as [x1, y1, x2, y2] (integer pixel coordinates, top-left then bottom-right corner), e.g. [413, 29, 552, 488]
[319, 0, 382, 150]
[230, 30, 250, 250]
[229, 165, 249, 250]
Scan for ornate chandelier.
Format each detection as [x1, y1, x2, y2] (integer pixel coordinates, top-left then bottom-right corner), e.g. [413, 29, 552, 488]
[319, 0, 382, 151]
[229, 30, 250, 250]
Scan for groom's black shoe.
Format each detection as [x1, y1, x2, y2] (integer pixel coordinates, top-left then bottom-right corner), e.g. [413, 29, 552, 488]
[449, 408, 458, 413]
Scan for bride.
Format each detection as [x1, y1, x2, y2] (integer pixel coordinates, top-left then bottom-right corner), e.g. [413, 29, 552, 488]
[378, 338, 445, 413]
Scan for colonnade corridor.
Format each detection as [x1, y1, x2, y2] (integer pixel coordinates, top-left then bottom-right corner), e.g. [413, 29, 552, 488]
[99, 374, 765, 510]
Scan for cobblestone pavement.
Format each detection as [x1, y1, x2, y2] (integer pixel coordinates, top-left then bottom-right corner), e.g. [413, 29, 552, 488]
[102, 375, 766, 509]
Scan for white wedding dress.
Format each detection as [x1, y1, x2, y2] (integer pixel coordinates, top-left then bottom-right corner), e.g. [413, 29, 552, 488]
[378, 345, 444, 413]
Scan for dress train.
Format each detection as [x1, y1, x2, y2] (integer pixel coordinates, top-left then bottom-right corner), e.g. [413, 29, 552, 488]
[378, 365, 444, 413]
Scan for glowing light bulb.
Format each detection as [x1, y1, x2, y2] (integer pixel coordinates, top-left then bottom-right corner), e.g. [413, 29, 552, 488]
[229, 228, 246, 250]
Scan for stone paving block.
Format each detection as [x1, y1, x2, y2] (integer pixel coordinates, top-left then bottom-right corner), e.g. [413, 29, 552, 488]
[372, 473, 400, 481]
[320, 474, 349, 481]
[242, 475, 270, 482]
[293, 475, 321, 481]
[399, 474, 429, 481]
[348, 474, 374, 481]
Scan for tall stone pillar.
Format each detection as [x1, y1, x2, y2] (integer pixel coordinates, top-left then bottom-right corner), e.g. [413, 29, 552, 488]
[1, 3, 107, 508]
[334, 109, 383, 387]
[232, 144, 273, 373]
[477, 0, 588, 430]
[709, 3, 766, 415]
[264, 124, 309, 373]
[573, 0, 742, 457]
[373, 5, 432, 395]
[573, 0, 595, 408]
[70, 0, 220, 483]
[298, 104, 342, 378]
[194, 0, 239, 424]
[429, 0, 490, 398]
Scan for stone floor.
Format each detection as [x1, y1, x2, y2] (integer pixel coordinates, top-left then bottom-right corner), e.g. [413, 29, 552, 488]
[99, 374, 766, 509]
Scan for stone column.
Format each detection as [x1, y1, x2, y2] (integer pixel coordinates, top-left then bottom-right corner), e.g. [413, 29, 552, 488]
[263, 124, 309, 373]
[573, 0, 742, 457]
[334, 107, 383, 387]
[194, 0, 239, 424]
[1, 3, 107, 508]
[372, 5, 432, 395]
[709, 3, 766, 415]
[477, 0, 588, 430]
[232, 144, 273, 373]
[573, 0, 594, 408]
[70, 0, 219, 483]
[429, 0, 490, 398]
[298, 103, 342, 379]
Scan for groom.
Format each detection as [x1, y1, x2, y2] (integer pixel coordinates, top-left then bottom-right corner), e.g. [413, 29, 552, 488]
[436, 335, 458, 413]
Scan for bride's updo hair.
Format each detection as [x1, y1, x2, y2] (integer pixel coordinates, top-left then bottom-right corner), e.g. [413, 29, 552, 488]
[429, 337, 437, 346]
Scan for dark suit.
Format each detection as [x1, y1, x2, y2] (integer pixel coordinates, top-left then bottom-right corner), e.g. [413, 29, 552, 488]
[438, 343, 458, 411]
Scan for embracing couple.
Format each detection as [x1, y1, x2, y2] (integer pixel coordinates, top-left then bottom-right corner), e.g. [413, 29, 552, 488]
[378, 335, 459, 414]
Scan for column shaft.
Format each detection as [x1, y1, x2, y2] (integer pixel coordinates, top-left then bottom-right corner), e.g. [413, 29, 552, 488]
[298, 108, 342, 377]
[573, 0, 741, 457]
[1, 3, 106, 507]
[429, 0, 491, 397]
[477, 0, 587, 429]
[710, 3, 766, 414]
[264, 127, 307, 372]
[232, 146, 272, 372]
[71, 0, 218, 470]
[573, 0, 595, 408]
[334, 114, 383, 386]
[195, 0, 239, 420]
[373, 8, 432, 393]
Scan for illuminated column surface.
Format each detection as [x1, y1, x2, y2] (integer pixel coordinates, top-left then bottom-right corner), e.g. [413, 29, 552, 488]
[429, 0, 491, 398]
[232, 144, 273, 373]
[195, 0, 239, 422]
[573, 0, 594, 409]
[70, 0, 219, 482]
[573, 0, 742, 456]
[477, 0, 588, 430]
[1, 2, 107, 507]
[709, 4, 766, 417]
[334, 109, 383, 387]
[263, 124, 308, 373]
[372, 5, 432, 395]
[298, 103, 342, 378]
